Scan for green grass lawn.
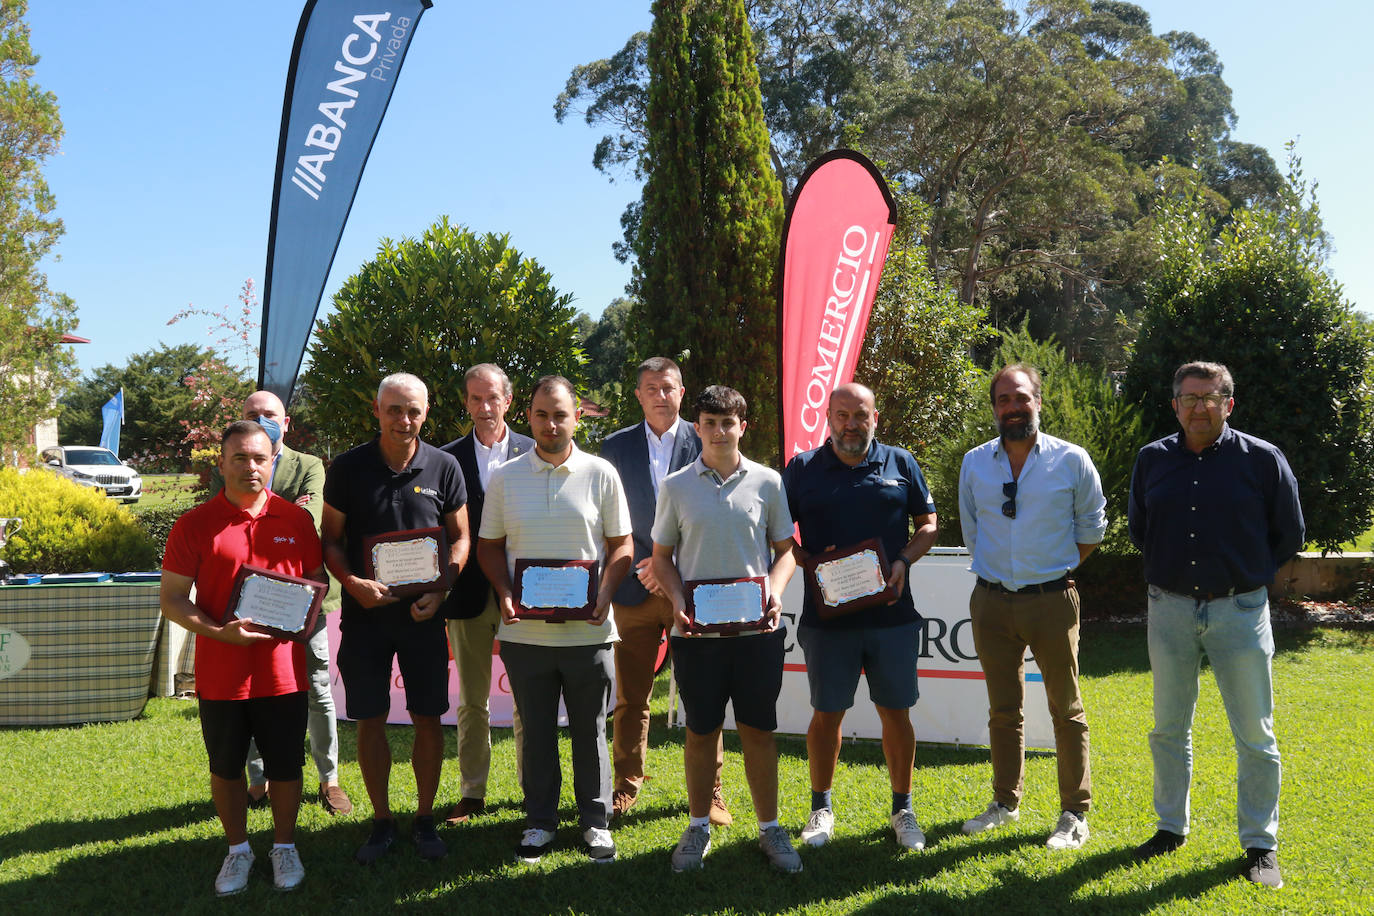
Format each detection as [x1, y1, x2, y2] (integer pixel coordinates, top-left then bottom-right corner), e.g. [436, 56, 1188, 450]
[136, 474, 200, 511]
[2, 626, 1370, 914]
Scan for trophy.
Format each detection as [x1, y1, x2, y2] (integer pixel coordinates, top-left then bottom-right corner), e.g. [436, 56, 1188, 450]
[0, 517, 22, 585]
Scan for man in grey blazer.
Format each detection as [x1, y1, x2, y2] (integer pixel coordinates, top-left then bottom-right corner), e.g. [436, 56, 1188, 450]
[439, 364, 534, 824]
[209, 390, 352, 817]
[600, 357, 730, 824]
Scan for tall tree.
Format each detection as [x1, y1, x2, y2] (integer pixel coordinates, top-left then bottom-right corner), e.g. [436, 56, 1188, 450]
[633, 0, 785, 457]
[0, 0, 76, 463]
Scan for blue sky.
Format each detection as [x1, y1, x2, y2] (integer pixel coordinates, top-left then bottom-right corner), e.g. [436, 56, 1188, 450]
[27, 1, 1373, 378]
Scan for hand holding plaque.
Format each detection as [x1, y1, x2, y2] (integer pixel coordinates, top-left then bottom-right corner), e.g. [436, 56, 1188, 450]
[684, 576, 768, 635]
[513, 559, 597, 621]
[227, 565, 328, 642]
[804, 538, 899, 619]
[362, 527, 452, 598]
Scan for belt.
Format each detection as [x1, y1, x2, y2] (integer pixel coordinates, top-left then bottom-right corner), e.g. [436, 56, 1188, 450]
[1156, 583, 1264, 602]
[976, 575, 1073, 595]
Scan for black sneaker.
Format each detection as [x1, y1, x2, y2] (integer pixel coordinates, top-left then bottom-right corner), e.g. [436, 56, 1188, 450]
[1133, 829, 1186, 861]
[355, 818, 398, 865]
[412, 815, 447, 861]
[1244, 848, 1282, 888]
[582, 826, 616, 863]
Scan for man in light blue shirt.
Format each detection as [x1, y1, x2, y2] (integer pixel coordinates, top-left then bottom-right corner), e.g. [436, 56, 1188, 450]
[957, 363, 1106, 850]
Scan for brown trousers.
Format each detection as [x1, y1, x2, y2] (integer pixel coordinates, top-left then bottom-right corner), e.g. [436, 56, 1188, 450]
[612, 593, 722, 794]
[969, 583, 1091, 813]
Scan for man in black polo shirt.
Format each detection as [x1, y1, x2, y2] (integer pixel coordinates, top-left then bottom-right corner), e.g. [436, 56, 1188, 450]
[781, 383, 938, 850]
[322, 372, 470, 865]
[1128, 361, 1303, 889]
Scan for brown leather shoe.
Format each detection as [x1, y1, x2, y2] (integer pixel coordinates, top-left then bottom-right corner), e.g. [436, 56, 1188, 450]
[320, 783, 353, 816]
[611, 788, 638, 822]
[444, 797, 485, 825]
[709, 785, 733, 826]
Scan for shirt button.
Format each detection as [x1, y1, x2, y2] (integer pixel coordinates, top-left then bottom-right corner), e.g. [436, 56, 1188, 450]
[1191, 560, 1196, 566]
[1189, 533, 1195, 538]
[1191, 506, 1196, 511]
[1193, 480, 1198, 485]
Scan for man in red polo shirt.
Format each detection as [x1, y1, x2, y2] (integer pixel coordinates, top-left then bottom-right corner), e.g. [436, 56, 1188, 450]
[161, 420, 325, 897]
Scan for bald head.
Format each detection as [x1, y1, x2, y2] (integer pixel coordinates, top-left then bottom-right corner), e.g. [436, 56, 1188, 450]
[243, 390, 289, 454]
[829, 382, 876, 411]
[827, 383, 878, 465]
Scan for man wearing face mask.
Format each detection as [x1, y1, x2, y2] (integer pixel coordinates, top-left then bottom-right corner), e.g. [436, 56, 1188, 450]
[209, 390, 352, 817]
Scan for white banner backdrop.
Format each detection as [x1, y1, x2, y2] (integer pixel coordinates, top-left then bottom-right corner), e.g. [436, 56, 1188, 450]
[329, 549, 1052, 749]
[669, 548, 1055, 749]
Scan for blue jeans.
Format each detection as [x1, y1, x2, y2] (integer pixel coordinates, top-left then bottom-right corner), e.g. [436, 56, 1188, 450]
[1147, 585, 1280, 850]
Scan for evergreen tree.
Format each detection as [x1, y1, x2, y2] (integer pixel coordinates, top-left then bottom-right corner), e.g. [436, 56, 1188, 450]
[633, 0, 784, 460]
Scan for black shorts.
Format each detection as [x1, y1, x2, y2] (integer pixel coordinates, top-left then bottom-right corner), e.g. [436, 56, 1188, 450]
[670, 628, 786, 733]
[337, 608, 450, 720]
[199, 692, 307, 781]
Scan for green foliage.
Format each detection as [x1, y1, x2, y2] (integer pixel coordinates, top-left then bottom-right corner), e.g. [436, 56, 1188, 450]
[560, 1, 1288, 374]
[930, 323, 1143, 552]
[303, 219, 587, 449]
[128, 502, 189, 566]
[0, 468, 159, 573]
[853, 194, 993, 460]
[634, 0, 785, 461]
[1126, 163, 1374, 552]
[0, 1, 76, 463]
[58, 343, 252, 472]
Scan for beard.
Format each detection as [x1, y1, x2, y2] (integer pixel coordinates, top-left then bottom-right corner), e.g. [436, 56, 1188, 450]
[831, 427, 874, 460]
[998, 411, 1038, 442]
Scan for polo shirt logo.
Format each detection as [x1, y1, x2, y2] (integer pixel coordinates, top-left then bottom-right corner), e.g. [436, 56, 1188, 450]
[415, 486, 439, 498]
[274, 536, 296, 545]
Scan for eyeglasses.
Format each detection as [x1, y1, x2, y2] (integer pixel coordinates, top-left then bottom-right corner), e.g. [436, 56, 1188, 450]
[1002, 481, 1017, 519]
[1176, 393, 1228, 410]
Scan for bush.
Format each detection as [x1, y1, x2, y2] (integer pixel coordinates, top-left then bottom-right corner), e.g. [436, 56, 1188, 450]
[129, 502, 188, 567]
[0, 468, 159, 573]
[1125, 165, 1374, 552]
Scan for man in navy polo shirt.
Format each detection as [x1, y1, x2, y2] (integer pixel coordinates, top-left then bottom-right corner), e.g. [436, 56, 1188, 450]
[1128, 361, 1302, 889]
[781, 383, 938, 851]
[322, 372, 470, 866]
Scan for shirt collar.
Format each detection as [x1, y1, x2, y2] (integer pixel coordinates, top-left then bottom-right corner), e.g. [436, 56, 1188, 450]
[821, 437, 880, 469]
[693, 453, 746, 483]
[643, 417, 681, 446]
[530, 443, 581, 473]
[368, 436, 427, 472]
[992, 435, 1041, 459]
[1171, 422, 1235, 453]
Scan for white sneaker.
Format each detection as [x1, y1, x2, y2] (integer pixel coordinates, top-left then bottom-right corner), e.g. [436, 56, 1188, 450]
[800, 807, 835, 847]
[758, 825, 803, 873]
[582, 826, 616, 863]
[670, 824, 712, 872]
[961, 801, 1019, 835]
[1046, 810, 1089, 849]
[516, 827, 556, 863]
[269, 846, 305, 891]
[214, 850, 254, 897]
[889, 809, 926, 850]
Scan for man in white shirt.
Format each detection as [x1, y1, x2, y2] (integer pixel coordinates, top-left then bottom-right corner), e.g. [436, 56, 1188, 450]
[439, 364, 534, 825]
[477, 376, 633, 864]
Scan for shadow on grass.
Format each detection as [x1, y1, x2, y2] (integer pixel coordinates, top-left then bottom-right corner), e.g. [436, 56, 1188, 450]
[0, 800, 220, 859]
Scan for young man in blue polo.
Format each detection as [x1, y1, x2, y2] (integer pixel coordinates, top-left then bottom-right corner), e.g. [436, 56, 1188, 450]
[648, 385, 801, 873]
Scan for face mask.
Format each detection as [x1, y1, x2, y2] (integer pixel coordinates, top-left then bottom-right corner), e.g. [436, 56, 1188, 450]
[255, 415, 282, 447]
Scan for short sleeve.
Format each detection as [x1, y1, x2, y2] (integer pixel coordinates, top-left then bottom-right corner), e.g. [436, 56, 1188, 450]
[650, 480, 681, 547]
[765, 474, 795, 543]
[601, 466, 632, 539]
[161, 513, 200, 579]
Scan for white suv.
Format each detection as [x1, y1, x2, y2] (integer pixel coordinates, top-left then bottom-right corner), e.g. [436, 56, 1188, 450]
[40, 446, 143, 503]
